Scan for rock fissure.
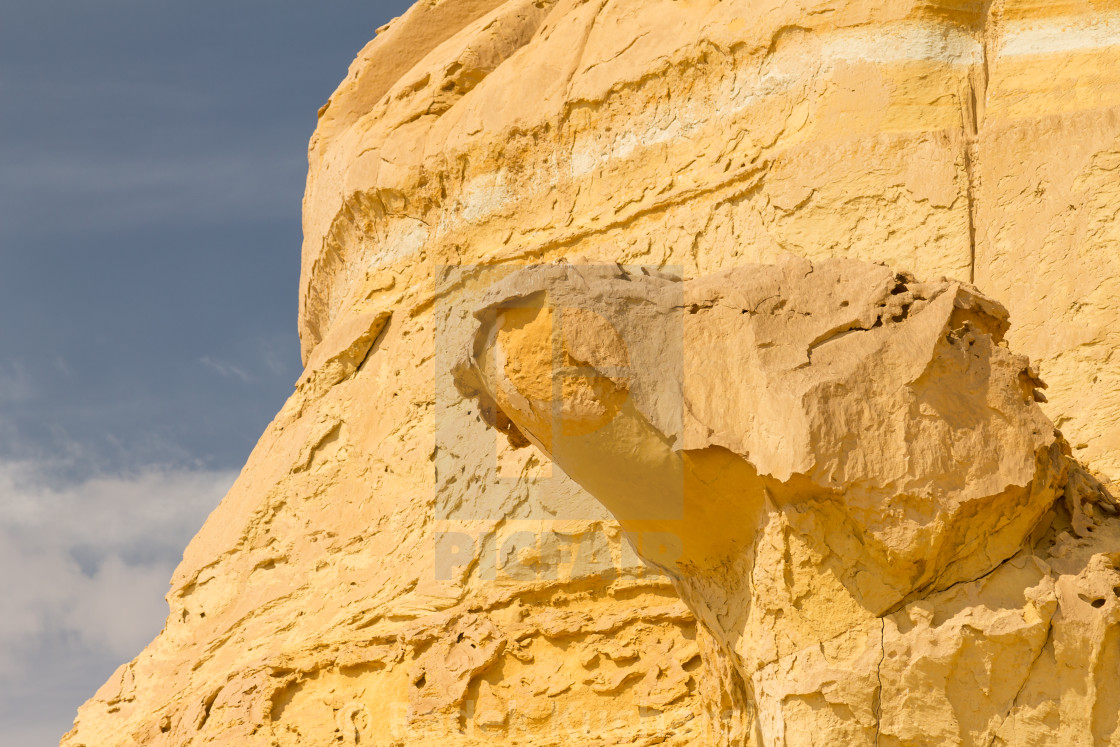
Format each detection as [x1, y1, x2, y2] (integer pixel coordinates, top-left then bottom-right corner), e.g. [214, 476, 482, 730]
[873, 617, 885, 747]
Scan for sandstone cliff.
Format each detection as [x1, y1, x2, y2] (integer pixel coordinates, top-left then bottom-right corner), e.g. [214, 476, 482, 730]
[458, 258, 1120, 744]
[64, 0, 1120, 745]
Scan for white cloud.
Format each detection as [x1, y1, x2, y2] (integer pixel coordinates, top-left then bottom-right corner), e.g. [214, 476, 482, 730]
[0, 462, 236, 730]
[198, 355, 254, 383]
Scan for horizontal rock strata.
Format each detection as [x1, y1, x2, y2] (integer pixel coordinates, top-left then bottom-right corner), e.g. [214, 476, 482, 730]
[458, 258, 1120, 745]
[65, 0, 1120, 745]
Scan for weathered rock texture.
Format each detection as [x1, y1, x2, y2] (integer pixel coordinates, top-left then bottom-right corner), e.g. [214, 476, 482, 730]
[64, 0, 1120, 745]
[457, 259, 1120, 744]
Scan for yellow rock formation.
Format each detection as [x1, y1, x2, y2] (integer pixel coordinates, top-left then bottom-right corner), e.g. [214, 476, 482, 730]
[64, 0, 1120, 745]
[458, 259, 1120, 744]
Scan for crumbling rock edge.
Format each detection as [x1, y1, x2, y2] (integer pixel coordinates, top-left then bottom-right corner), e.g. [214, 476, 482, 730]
[458, 257, 1120, 745]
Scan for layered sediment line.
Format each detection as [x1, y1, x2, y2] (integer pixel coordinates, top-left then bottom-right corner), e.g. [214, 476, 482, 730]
[64, 1, 1120, 745]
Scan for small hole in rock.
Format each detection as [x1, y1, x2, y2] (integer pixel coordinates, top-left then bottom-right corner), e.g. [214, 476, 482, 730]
[415, 674, 426, 688]
[1092, 598, 1106, 609]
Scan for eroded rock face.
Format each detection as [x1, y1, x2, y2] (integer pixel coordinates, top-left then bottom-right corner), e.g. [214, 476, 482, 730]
[64, 0, 1120, 744]
[458, 258, 1120, 745]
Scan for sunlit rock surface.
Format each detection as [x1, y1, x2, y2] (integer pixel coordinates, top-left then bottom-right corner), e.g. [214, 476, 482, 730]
[458, 259, 1120, 745]
[65, 0, 1120, 744]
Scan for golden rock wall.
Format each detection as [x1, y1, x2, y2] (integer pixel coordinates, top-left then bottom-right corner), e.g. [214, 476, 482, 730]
[65, 1, 1120, 745]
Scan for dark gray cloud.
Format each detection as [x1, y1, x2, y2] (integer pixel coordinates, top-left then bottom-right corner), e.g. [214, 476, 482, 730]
[0, 0, 414, 742]
[0, 0, 412, 476]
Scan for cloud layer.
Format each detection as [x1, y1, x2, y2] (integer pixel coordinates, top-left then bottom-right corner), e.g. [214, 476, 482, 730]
[0, 462, 235, 742]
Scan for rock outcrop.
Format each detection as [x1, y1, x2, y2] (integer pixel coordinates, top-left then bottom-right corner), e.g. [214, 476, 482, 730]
[64, 0, 1120, 745]
[457, 258, 1120, 744]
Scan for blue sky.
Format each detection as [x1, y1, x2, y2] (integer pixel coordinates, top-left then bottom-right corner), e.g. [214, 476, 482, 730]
[0, 2, 411, 742]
